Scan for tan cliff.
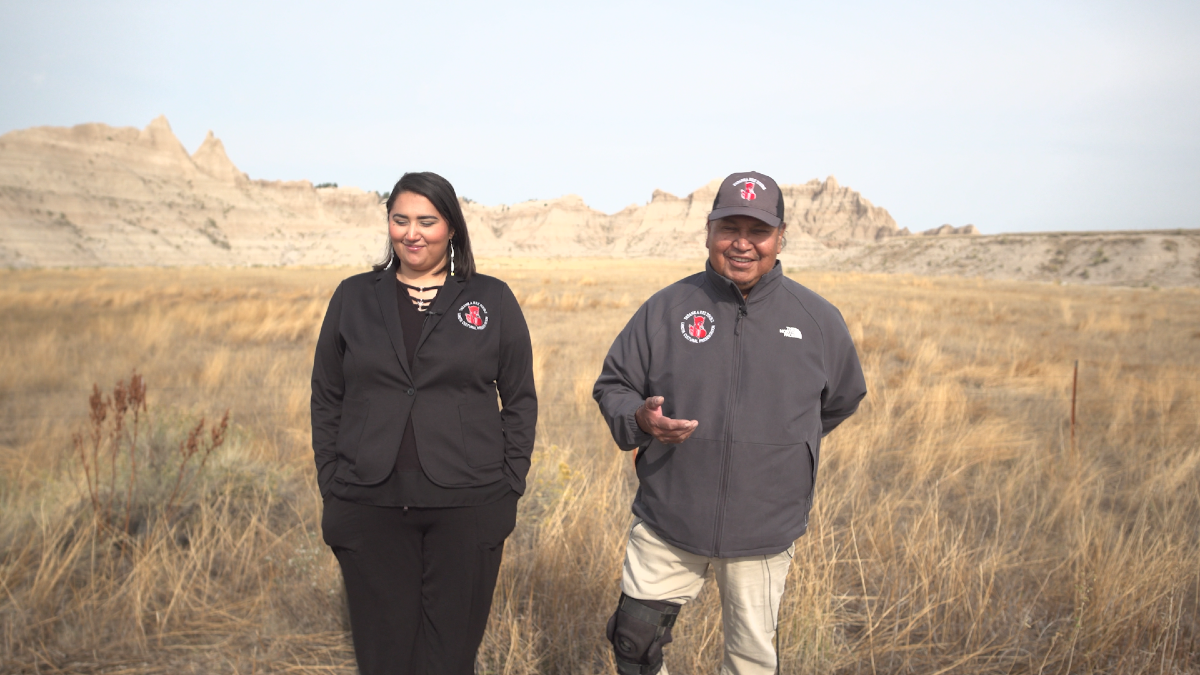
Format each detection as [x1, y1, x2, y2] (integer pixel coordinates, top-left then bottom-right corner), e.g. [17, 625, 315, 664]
[922, 224, 980, 236]
[0, 117, 903, 268]
[834, 230, 1200, 287]
[0, 116, 385, 267]
[2, 118, 1194, 287]
[463, 175, 905, 259]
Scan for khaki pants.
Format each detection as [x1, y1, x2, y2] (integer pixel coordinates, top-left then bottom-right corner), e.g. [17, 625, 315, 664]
[621, 518, 795, 675]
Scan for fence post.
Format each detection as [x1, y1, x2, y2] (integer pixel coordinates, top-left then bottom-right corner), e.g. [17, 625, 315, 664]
[1070, 360, 1078, 461]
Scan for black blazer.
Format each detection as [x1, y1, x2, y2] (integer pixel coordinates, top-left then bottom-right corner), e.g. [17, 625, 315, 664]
[310, 264, 537, 498]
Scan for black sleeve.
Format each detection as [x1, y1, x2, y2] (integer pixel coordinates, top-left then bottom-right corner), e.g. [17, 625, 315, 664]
[310, 281, 346, 497]
[820, 308, 867, 436]
[496, 283, 537, 494]
[592, 302, 655, 451]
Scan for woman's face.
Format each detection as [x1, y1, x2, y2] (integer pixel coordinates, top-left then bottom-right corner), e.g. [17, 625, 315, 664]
[389, 191, 454, 276]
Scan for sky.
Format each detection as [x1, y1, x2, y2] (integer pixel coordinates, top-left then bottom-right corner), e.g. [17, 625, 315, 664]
[2, 0, 1198, 233]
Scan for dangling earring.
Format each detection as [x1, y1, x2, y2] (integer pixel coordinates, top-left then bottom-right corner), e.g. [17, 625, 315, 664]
[449, 239, 455, 276]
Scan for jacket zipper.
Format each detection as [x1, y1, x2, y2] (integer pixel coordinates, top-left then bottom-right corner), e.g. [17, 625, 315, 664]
[712, 301, 748, 556]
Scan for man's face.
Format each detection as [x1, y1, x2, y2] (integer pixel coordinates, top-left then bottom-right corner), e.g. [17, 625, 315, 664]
[706, 215, 784, 294]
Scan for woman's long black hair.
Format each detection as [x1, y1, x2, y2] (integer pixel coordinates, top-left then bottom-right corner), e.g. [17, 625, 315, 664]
[373, 172, 476, 280]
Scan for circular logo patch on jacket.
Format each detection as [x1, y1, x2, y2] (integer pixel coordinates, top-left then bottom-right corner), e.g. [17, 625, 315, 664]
[681, 310, 715, 343]
[458, 301, 489, 330]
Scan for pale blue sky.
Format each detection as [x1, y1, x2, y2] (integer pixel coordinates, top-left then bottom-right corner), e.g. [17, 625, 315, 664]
[2, 0, 1197, 233]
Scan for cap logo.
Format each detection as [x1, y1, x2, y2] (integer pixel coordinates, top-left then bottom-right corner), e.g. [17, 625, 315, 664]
[732, 177, 767, 202]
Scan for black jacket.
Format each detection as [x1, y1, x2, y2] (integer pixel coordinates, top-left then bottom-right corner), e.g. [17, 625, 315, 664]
[593, 262, 866, 557]
[311, 264, 537, 498]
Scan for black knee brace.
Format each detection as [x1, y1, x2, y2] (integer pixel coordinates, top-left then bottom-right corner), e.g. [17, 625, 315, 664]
[605, 593, 681, 675]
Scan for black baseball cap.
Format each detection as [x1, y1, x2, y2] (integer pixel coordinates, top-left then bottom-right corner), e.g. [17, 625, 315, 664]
[708, 171, 784, 227]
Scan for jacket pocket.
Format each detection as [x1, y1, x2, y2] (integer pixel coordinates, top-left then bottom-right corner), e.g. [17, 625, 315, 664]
[335, 398, 369, 462]
[721, 440, 814, 554]
[459, 403, 504, 468]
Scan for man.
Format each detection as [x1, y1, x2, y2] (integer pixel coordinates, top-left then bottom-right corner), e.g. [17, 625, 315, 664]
[593, 171, 867, 675]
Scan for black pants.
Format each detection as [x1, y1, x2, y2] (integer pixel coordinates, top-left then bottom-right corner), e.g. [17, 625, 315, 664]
[322, 492, 518, 675]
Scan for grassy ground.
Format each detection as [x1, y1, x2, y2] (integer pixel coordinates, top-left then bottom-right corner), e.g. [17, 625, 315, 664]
[1, 259, 1197, 674]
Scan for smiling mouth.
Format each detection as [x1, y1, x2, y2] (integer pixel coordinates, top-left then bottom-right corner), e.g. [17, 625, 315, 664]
[727, 255, 756, 265]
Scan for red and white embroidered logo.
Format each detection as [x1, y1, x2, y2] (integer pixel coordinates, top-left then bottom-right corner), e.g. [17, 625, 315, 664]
[733, 177, 766, 202]
[457, 301, 489, 330]
[680, 310, 715, 343]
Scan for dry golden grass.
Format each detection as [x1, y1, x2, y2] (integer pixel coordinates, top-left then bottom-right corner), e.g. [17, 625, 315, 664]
[1, 260, 1198, 674]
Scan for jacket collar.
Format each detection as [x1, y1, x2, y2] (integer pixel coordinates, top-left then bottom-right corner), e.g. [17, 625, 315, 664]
[704, 259, 784, 306]
[373, 261, 467, 379]
[417, 271, 464, 353]
[375, 261, 412, 380]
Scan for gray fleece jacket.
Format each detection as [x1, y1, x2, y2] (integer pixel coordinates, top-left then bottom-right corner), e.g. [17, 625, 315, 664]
[593, 262, 866, 557]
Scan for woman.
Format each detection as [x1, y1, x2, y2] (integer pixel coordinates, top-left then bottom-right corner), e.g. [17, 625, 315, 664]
[311, 172, 536, 675]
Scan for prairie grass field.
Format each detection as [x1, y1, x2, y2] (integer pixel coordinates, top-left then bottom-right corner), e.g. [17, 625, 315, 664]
[1, 259, 1198, 674]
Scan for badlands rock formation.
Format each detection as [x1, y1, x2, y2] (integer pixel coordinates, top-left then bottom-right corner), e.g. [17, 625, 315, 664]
[922, 224, 980, 236]
[0, 117, 386, 267]
[835, 230, 1200, 287]
[2, 118, 1196, 287]
[463, 176, 903, 259]
[0, 117, 901, 268]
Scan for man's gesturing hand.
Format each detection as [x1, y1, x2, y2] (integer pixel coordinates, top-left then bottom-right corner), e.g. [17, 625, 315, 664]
[635, 396, 699, 445]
